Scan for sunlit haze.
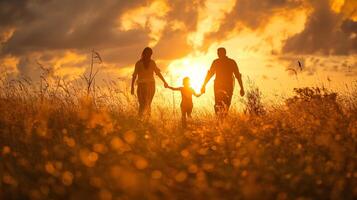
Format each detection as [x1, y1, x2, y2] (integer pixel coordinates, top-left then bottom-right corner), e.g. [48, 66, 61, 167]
[0, 0, 356, 103]
[1, 1, 357, 199]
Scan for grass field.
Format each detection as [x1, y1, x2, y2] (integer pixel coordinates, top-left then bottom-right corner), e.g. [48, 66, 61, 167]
[1, 77, 357, 200]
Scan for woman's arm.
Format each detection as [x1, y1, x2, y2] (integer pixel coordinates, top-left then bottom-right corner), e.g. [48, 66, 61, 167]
[131, 63, 138, 95]
[156, 71, 168, 88]
[167, 86, 181, 91]
[131, 75, 137, 95]
[153, 61, 168, 87]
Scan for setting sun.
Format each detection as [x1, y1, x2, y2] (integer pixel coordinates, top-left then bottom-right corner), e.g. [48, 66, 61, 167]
[1, 0, 357, 199]
[167, 55, 213, 93]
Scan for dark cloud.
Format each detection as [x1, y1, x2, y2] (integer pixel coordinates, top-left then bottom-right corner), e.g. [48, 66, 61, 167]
[283, 0, 357, 55]
[164, 0, 204, 31]
[153, 0, 204, 60]
[16, 56, 38, 79]
[202, 0, 357, 57]
[153, 30, 193, 60]
[0, 0, 206, 73]
[0, 0, 33, 43]
[98, 43, 147, 66]
[203, 0, 302, 48]
[14, 50, 88, 82]
[2, 0, 355, 82]
[1, 0, 148, 55]
[0, 0, 32, 27]
[104, 0, 205, 64]
[223, 0, 300, 29]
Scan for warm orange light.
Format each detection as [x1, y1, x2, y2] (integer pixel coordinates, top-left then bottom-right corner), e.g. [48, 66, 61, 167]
[331, 0, 345, 13]
[118, 0, 169, 46]
[167, 55, 212, 93]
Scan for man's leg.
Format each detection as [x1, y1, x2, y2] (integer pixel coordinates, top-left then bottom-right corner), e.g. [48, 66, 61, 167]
[214, 85, 233, 118]
[214, 90, 223, 115]
[221, 91, 233, 117]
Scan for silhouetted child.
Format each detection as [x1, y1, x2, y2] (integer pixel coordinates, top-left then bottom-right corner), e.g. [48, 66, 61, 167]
[167, 77, 201, 128]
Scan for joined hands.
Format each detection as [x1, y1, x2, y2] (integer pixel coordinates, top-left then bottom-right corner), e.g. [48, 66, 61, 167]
[200, 86, 206, 94]
[240, 88, 245, 97]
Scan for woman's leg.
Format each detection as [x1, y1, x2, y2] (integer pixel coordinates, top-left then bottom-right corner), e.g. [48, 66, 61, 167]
[137, 82, 156, 117]
[145, 82, 156, 116]
[137, 83, 147, 116]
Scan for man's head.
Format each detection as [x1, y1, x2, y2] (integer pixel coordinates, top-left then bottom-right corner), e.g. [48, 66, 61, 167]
[217, 47, 226, 58]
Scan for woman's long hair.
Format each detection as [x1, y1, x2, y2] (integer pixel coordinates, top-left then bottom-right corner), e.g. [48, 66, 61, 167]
[141, 47, 153, 69]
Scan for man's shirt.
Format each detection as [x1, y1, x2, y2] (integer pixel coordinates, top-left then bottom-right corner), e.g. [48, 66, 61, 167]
[208, 56, 240, 89]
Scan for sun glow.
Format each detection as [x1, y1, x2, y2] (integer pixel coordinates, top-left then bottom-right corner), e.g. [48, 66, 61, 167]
[167, 55, 213, 93]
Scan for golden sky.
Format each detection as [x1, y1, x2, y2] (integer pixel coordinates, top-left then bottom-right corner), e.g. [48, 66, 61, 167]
[0, 0, 356, 99]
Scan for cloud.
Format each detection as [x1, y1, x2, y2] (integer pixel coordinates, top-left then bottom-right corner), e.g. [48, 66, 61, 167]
[0, 0, 204, 59]
[1, 0, 149, 55]
[0, 0, 32, 43]
[117, 0, 205, 61]
[283, 0, 357, 55]
[164, 0, 205, 31]
[0, 0, 33, 28]
[0, 0, 205, 80]
[1, 0, 355, 83]
[0, 56, 19, 76]
[14, 51, 87, 81]
[153, 0, 204, 60]
[201, 0, 357, 57]
[203, 0, 302, 46]
[0, 0, 152, 80]
[153, 29, 193, 60]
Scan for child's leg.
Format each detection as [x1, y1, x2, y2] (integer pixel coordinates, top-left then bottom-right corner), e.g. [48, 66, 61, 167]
[182, 112, 187, 128]
[181, 106, 187, 128]
[187, 106, 193, 118]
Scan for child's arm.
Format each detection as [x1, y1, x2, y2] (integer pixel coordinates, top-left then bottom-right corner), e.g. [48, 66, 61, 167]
[167, 86, 181, 91]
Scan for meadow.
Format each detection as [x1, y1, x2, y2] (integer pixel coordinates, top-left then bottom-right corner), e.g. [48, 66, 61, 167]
[1, 74, 357, 200]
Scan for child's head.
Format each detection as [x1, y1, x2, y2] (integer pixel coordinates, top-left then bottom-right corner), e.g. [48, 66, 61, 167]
[182, 77, 190, 87]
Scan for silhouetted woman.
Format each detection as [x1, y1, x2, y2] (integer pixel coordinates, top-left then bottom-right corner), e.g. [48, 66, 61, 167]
[131, 47, 168, 117]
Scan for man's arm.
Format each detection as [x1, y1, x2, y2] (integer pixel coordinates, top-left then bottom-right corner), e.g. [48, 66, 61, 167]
[233, 61, 244, 96]
[201, 61, 216, 93]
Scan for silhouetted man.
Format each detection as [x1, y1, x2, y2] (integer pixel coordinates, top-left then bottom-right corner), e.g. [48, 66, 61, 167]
[201, 48, 244, 117]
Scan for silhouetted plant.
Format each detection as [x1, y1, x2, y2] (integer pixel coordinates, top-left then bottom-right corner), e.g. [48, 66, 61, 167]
[244, 82, 265, 116]
[286, 87, 341, 114]
[1, 70, 357, 200]
[82, 50, 102, 97]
